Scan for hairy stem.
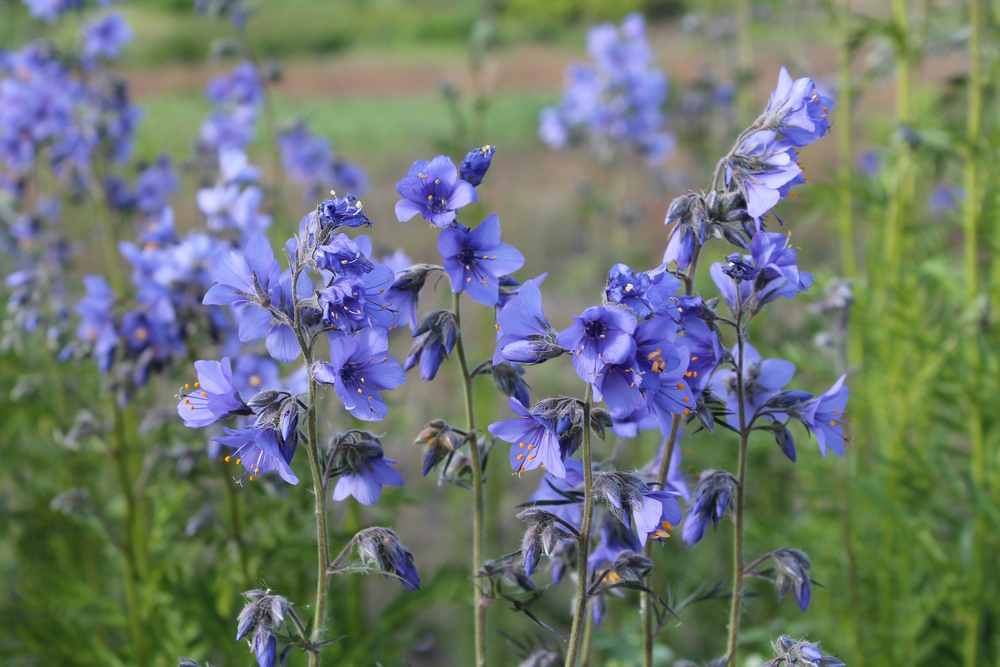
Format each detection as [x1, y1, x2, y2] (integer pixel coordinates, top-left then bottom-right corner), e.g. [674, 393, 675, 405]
[581, 599, 595, 667]
[726, 306, 749, 665]
[452, 291, 487, 667]
[564, 384, 594, 667]
[290, 270, 331, 667]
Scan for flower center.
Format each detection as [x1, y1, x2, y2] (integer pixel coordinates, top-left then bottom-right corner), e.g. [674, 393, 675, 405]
[584, 319, 606, 339]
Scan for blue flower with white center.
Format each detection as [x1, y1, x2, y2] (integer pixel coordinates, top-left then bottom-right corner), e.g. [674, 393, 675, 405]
[394, 155, 478, 227]
[438, 214, 525, 307]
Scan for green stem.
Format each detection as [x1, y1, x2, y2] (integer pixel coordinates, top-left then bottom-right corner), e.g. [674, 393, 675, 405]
[835, 0, 856, 278]
[289, 271, 331, 667]
[564, 384, 594, 667]
[581, 599, 595, 667]
[452, 291, 487, 667]
[110, 403, 146, 667]
[725, 307, 749, 666]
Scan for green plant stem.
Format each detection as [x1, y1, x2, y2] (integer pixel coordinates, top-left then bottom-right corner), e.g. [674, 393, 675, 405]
[963, 3, 983, 665]
[735, 0, 755, 124]
[110, 402, 146, 667]
[725, 306, 749, 666]
[452, 291, 487, 667]
[836, 0, 856, 278]
[564, 384, 594, 667]
[581, 599, 595, 667]
[289, 271, 331, 667]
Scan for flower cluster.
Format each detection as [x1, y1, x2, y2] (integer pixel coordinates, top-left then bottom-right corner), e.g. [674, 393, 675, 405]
[539, 13, 674, 165]
[278, 119, 369, 203]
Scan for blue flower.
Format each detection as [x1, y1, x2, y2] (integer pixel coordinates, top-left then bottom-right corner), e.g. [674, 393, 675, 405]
[459, 144, 496, 186]
[604, 263, 681, 318]
[759, 67, 833, 148]
[21, 0, 82, 23]
[404, 311, 457, 381]
[493, 278, 563, 365]
[633, 489, 682, 547]
[708, 343, 796, 427]
[556, 305, 637, 384]
[682, 469, 737, 546]
[629, 317, 694, 434]
[789, 375, 849, 457]
[215, 425, 298, 485]
[177, 357, 251, 428]
[529, 458, 584, 529]
[316, 261, 396, 333]
[70, 275, 118, 372]
[330, 437, 404, 506]
[489, 397, 565, 478]
[314, 233, 374, 278]
[356, 528, 420, 591]
[232, 354, 280, 396]
[134, 155, 178, 215]
[252, 629, 276, 667]
[438, 214, 525, 307]
[710, 260, 753, 313]
[81, 13, 133, 63]
[312, 328, 405, 421]
[384, 263, 437, 333]
[726, 131, 803, 222]
[206, 61, 263, 108]
[749, 231, 813, 305]
[395, 155, 478, 227]
[677, 317, 722, 394]
[318, 194, 372, 230]
[589, 512, 642, 574]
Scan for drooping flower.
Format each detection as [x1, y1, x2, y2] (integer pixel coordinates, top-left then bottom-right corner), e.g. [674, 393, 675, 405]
[404, 310, 457, 381]
[330, 434, 404, 506]
[556, 305, 637, 384]
[314, 233, 374, 278]
[676, 317, 722, 394]
[384, 263, 439, 333]
[214, 425, 298, 485]
[493, 278, 563, 365]
[459, 144, 496, 186]
[394, 155, 477, 227]
[489, 397, 565, 478]
[318, 194, 373, 230]
[757, 67, 834, 148]
[177, 357, 252, 428]
[316, 262, 396, 333]
[789, 374, 849, 457]
[682, 469, 737, 546]
[134, 155, 178, 215]
[356, 527, 420, 591]
[202, 234, 280, 310]
[438, 214, 525, 307]
[312, 328, 405, 421]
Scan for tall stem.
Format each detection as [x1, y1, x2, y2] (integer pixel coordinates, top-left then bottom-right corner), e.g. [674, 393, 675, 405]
[564, 384, 594, 667]
[725, 307, 749, 665]
[836, 0, 856, 278]
[290, 272, 331, 667]
[110, 402, 146, 667]
[963, 2, 983, 665]
[452, 291, 487, 667]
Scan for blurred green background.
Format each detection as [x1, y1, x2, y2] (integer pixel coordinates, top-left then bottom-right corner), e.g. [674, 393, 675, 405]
[2, 0, 999, 666]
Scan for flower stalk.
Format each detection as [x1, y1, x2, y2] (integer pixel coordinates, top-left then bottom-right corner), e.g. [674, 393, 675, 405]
[452, 291, 488, 667]
[725, 293, 750, 665]
[563, 383, 594, 667]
